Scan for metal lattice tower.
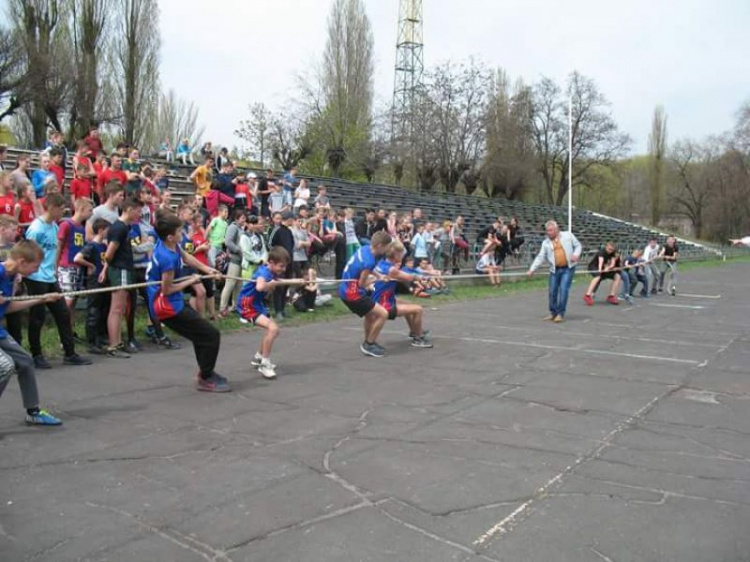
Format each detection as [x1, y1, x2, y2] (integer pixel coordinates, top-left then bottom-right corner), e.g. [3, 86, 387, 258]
[392, 0, 424, 142]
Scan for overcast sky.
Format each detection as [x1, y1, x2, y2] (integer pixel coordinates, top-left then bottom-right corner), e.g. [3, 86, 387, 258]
[159, 0, 750, 154]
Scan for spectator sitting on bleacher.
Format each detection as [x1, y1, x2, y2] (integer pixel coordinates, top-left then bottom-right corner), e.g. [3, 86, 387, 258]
[200, 142, 214, 160]
[189, 156, 214, 197]
[313, 185, 330, 209]
[294, 179, 311, 213]
[159, 139, 174, 162]
[215, 147, 230, 172]
[508, 216, 525, 253]
[83, 126, 104, 160]
[10, 154, 30, 193]
[176, 138, 195, 165]
[154, 166, 169, 191]
[31, 154, 54, 198]
[477, 218, 501, 245]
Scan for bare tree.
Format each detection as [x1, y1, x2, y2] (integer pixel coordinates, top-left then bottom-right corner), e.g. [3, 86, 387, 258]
[668, 140, 714, 239]
[235, 102, 271, 167]
[113, 0, 160, 147]
[306, 0, 374, 176]
[8, 0, 71, 146]
[482, 70, 535, 199]
[648, 105, 668, 225]
[0, 26, 25, 122]
[530, 72, 631, 206]
[269, 112, 313, 171]
[68, 0, 109, 142]
[141, 89, 204, 154]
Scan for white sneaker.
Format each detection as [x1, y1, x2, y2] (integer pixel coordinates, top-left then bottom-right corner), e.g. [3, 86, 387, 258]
[258, 359, 277, 380]
[251, 352, 263, 367]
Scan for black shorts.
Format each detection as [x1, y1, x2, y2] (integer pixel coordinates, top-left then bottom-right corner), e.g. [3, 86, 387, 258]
[591, 271, 616, 280]
[202, 278, 215, 298]
[343, 296, 376, 317]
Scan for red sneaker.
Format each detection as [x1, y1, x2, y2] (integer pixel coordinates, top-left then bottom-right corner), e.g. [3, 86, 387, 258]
[606, 295, 620, 305]
[583, 294, 594, 306]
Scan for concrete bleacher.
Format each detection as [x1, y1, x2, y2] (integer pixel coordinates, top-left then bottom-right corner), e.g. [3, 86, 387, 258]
[3, 147, 719, 261]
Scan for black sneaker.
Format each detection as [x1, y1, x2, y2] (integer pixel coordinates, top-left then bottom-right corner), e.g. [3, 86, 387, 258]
[33, 355, 51, 370]
[87, 344, 107, 355]
[64, 354, 93, 366]
[410, 336, 434, 349]
[124, 340, 140, 354]
[157, 336, 181, 350]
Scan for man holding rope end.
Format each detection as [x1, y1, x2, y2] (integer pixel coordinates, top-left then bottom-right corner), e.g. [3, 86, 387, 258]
[527, 220, 582, 323]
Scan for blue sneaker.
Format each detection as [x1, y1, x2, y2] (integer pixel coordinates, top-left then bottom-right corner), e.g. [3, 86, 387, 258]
[196, 373, 231, 393]
[25, 409, 62, 426]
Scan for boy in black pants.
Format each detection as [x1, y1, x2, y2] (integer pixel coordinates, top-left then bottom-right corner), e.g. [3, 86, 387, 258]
[269, 211, 295, 321]
[74, 219, 111, 354]
[147, 213, 227, 392]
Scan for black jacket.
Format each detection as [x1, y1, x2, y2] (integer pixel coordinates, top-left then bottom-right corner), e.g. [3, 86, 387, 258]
[269, 224, 295, 257]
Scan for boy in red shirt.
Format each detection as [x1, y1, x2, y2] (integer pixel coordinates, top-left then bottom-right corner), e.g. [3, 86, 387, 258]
[191, 214, 216, 320]
[48, 148, 66, 191]
[70, 163, 93, 205]
[14, 183, 41, 237]
[0, 171, 15, 216]
[99, 154, 127, 190]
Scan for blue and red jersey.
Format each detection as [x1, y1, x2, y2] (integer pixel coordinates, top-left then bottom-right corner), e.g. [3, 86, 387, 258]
[237, 264, 275, 320]
[57, 219, 85, 268]
[339, 245, 377, 301]
[372, 259, 397, 313]
[146, 240, 184, 320]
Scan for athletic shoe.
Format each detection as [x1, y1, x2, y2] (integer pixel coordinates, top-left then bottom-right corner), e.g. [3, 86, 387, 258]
[157, 336, 181, 350]
[543, 315, 555, 321]
[107, 346, 131, 359]
[606, 295, 620, 305]
[64, 354, 92, 366]
[553, 315, 564, 323]
[33, 355, 51, 370]
[583, 294, 594, 306]
[410, 336, 434, 349]
[87, 344, 107, 355]
[258, 359, 277, 380]
[239, 317, 250, 324]
[124, 340, 140, 354]
[25, 409, 62, 426]
[360, 342, 385, 358]
[196, 373, 231, 393]
[625, 295, 635, 305]
[670, 286, 676, 297]
[251, 352, 263, 367]
[276, 313, 285, 322]
[145, 325, 158, 342]
[408, 330, 432, 341]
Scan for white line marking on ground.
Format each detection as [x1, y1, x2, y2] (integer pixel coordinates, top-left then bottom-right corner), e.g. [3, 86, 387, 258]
[678, 293, 722, 299]
[650, 303, 705, 310]
[472, 392, 666, 546]
[349, 328, 704, 365]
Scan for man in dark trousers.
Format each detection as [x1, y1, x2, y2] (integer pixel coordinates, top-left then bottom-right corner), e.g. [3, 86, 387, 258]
[269, 211, 295, 321]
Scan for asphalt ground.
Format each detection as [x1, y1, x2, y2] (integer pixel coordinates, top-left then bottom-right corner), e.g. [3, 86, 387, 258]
[1, 263, 748, 562]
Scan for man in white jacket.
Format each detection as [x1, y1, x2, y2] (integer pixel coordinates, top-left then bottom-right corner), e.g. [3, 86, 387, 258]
[642, 238, 661, 295]
[527, 221, 582, 323]
[730, 236, 750, 248]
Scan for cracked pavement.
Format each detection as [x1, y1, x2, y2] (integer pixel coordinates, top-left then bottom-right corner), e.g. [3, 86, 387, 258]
[1, 263, 749, 561]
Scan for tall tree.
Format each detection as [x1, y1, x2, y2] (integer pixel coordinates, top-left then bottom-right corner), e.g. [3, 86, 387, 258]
[235, 102, 271, 167]
[482, 70, 535, 199]
[8, 0, 69, 146]
[648, 105, 668, 225]
[0, 25, 25, 122]
[308, 0, 374, 176]
[141, 89, 204, 154]
[530, 72, 631, 206]
[68, 0, 109, 142]
[668, 140, 714, 239]
[114, 0, 160, 147]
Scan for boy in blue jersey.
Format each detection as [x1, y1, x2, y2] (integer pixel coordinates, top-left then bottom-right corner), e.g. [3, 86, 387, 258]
[339, 231, 392, 358]
[372, 241, 433, 349]
[147, 213, 227, 392]
[75, 219, 111, 354]
[237, 246, 293, 380]
[0, 240, 65, 425]
[56, 198, 92, 337]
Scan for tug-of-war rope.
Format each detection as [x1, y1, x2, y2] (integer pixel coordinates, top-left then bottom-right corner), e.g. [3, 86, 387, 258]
[2, 256, 683, 303]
